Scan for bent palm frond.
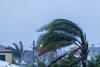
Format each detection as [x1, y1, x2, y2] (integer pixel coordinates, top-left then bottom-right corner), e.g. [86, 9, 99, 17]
[37, 31, 77, 55]
[39, 19, 83, 37]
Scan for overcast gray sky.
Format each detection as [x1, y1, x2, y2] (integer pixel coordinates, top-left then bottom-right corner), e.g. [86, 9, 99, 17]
[0, 0, 100, 49]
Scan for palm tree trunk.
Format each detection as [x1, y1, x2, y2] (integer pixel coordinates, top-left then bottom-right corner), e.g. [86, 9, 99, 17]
[81, 50, 88, 67]
[82, 60, 87, 67]
[80, 34, 89, 67]
[18, 58, 21, 66]
[81, 52, 88, 67]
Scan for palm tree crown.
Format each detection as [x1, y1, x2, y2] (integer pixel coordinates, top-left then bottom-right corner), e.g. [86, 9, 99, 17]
[36, 19, 89, 67]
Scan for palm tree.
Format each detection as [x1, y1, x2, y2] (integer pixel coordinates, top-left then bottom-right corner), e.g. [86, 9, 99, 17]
[36, 19, 89, 67]
[8, 41, 24, 65]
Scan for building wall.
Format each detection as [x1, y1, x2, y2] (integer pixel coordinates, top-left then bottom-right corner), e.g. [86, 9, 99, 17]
[5, 53, 12, 63]
[0, 53, 12, 63]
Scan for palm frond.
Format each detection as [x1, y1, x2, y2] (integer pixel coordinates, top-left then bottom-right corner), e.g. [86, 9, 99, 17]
[7, 46, 18, 57]
[12, 43, 21, 58]
[37, 31, 77, 55]
[19, 41, 24, 55]
[39, 19, 83, 37]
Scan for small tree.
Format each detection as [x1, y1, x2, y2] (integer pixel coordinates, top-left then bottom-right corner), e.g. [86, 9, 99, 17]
[8, 41, 24, 65]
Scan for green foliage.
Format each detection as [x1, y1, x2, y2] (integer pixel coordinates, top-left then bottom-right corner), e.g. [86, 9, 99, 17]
[52, 54, 80, 67]
[25, 63, 30, 67]
[37, 31, 76, 55]
[37, 19, 83, 55]
[38, 19, 83, 36]
[38, 61, 46, 67]
[88, 53, 100, 67]
[36, 19, 89, 67]
[52, 63, 60, 67]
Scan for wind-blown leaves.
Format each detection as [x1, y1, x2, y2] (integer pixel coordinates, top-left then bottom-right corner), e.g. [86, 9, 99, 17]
[37, 19, 83, 55]
[12, 41, 24, 58]
[8, 41, 24, 65]
[36, 19, 89, 67]
[37, 31, 77, 55]
[13, 43, 21, 58]
[39, 19, 83, 37]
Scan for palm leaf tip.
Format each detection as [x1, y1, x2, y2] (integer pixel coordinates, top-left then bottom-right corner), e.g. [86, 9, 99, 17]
[37, 24, 48, 32]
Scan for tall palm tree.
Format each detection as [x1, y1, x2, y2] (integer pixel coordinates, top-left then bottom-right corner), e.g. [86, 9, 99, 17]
[8, 41, 24, 65]
[36, 19, 89, 67]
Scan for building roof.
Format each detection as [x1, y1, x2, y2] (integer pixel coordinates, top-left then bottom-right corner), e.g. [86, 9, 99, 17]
[0, 45, 12, 53]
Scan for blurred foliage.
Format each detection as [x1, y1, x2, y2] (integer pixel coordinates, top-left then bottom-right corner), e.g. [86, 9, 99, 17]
[88, 53, 100, 67]
[51, 54, 80, 67]
[38, 61, 46, 67]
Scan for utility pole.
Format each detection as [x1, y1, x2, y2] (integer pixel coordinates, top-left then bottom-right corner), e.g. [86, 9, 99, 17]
[32, 40, 35, 67]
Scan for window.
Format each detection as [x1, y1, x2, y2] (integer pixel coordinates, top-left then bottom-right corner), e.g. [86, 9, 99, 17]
[0, 55, 5, 61]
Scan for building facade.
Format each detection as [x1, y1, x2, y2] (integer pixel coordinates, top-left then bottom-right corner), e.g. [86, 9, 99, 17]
[0, 45, 12, 63]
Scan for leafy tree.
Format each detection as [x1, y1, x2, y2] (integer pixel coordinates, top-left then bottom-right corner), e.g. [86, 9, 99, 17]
[36, 19, 89, 67]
